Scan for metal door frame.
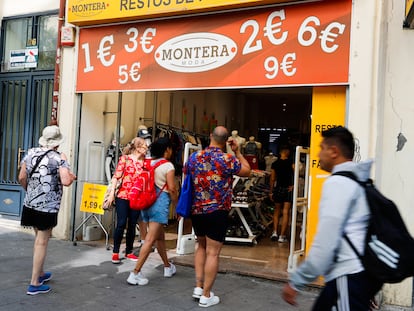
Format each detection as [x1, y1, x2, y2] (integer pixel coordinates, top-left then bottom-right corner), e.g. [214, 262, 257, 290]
[288, 146, 310, 272]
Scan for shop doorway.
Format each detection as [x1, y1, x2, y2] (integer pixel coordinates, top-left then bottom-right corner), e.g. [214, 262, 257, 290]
[76, 86, 313, 277]
[161, 87, 312, 277]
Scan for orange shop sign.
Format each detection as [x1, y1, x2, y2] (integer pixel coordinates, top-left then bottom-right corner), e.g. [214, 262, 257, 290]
[76, 0, 351, 92]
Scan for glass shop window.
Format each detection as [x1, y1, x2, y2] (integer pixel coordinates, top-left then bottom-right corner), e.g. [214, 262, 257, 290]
[1, 13, 58, 72]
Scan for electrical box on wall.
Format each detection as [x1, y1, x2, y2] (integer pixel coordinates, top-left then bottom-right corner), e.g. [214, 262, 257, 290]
[61, 25, 76, 46]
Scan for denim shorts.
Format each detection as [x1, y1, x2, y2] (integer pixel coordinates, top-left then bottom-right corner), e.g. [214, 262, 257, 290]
[140, 190, 171, 225]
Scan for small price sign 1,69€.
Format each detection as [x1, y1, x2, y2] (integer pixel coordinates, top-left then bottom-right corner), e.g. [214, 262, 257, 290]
[80, 183, 107, 215]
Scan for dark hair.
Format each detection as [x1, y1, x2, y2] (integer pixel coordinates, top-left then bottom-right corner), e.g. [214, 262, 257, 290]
[150, 137, 172, 158]
[279, 144, 291, 153]
[321, 126, 355, 159]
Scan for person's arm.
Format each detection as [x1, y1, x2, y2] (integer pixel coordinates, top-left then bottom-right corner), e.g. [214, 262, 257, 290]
[59, 152, 77, 186]
[234, 149, 251, 177]
[269, 167, 276, 200]
[288, 178, 356, 290]
[166, 169, 178, 205]
[228, 137, 251, 177]
[18, 162, 28, 190]
[107, 155, 127, 204]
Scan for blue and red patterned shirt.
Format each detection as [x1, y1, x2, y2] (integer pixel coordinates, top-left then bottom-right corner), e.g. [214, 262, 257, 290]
[185, 146, 241, 214]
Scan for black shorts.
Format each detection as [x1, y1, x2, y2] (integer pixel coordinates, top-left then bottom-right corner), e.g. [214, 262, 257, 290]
[273, 186, 293, 203]
[20, 205, 58, 231]
[191, 210, 229, 243]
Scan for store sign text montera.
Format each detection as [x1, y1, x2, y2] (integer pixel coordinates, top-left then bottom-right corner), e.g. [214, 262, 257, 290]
[155, 33, 237, 73]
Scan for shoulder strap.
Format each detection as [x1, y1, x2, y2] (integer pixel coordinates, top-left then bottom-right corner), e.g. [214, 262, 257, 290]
[332, 170, 366, 259]
[333, 171, 375, 188]
[29, 149, 55, 178]
[333, 171, 360, 184]
[152, 159, 170, 191]
[151, 159, 169, 170]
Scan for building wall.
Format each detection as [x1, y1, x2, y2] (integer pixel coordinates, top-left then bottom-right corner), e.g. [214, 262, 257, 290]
[377, 0, 414, 306]
[1, 0, 58, 16]
[348, 0, 414, 306]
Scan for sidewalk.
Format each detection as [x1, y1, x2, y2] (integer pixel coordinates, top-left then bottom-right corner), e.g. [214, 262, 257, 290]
[0, 216, 406, 311]
[0, 216, 320, 311]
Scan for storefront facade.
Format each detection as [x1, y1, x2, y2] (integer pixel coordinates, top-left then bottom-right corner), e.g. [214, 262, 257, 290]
[2, 0, 414, 307]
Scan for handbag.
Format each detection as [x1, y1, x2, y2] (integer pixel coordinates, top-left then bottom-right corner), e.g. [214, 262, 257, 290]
[103, 156, 128, 211]
[176, 173, 193, 218]
[102, 179, 122, 211]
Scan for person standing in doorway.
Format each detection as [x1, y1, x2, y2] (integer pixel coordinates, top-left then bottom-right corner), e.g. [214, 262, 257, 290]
[269, 145, 294, 243]
[185, 126, 251, 307]
[19, 125, 77, 295]
[282, 126, 382, 310]
[127, 137, 178, 285]
[106, 137, 147, 264]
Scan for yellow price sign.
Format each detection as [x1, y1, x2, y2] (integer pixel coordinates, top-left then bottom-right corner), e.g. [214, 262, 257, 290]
[80, 182, 107, 215]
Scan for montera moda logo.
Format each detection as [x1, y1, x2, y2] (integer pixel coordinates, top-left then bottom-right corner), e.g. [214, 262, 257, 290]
[155, 32, 237, 73]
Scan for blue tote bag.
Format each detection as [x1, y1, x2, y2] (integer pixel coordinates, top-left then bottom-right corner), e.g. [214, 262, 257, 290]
[176, 173, 192, 218]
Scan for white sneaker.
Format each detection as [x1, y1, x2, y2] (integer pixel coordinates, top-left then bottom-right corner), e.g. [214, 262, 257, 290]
[164, 262, 176, 277]
[192, 287, 203, 299]
[127, 271, 149, 285]
[270, 231, 278, 241]
[278, 235, 288, 243]
[199, 292, 220, 308]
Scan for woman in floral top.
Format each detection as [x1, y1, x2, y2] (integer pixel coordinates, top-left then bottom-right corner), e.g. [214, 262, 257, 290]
[107, 137, 147, 264]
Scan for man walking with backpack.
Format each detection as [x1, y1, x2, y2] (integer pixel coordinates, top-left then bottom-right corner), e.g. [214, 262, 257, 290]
[282, 126, 383, 310]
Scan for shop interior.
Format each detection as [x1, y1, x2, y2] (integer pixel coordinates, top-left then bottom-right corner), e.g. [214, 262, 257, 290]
[75, 86, 312, 280]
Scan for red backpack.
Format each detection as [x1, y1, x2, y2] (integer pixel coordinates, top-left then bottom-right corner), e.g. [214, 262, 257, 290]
[128, 159, 169, 210]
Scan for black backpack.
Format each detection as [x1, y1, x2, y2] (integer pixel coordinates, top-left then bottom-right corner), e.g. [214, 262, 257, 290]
[334, 171, 414, 284]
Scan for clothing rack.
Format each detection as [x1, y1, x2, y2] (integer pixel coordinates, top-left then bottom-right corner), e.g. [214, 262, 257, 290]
[155, 122, 209, 141]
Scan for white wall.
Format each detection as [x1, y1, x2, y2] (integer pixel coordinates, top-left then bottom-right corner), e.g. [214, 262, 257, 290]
[1, 0, 58, 17]
[377, 0, 414, 306]
[349, 0, 414, 307]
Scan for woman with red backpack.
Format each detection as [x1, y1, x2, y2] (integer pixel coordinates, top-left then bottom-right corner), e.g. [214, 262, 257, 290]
[127, 137, 178, 285]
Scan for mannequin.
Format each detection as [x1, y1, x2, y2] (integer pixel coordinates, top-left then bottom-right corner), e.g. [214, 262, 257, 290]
[264, 152, 278, 172]
[105, 126, 125, 183]
[226, 130, 246, 155]
[243, 136, 262, 155]
[137, 124, 152, 158]
[243, 136, 262, 169]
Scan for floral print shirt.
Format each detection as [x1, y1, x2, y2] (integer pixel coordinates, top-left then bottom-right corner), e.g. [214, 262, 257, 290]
[113, 155, 143, 200]
[185, 146, 241, 214]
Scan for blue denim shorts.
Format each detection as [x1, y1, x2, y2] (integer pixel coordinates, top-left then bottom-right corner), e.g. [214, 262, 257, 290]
[140, 190, 171, 225]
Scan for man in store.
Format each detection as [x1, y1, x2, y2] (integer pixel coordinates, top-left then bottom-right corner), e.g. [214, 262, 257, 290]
[282, 126, 382, 310]
[185, 126, 251, 307]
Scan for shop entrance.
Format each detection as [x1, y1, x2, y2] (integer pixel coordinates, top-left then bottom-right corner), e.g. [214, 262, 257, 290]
[75, 85, 313, 279]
